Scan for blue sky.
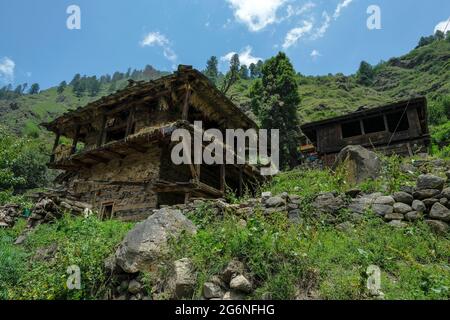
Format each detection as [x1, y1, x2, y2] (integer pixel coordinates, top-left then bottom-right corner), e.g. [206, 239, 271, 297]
[0, 0, 449, 89]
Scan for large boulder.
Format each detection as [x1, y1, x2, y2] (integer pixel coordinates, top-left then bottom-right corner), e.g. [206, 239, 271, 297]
[429, 203, 450, 222]
[115, 208, 197, 273]
[333, 145, 381, 185]
[416, 175, 445, 191]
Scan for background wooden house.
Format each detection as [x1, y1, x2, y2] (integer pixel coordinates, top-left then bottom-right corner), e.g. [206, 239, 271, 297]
[301, 97, 431, 166]
[42, 66, 262, 220]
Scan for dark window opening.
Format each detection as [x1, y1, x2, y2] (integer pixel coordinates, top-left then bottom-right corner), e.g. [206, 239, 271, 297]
[363, 116, 386, 134]
[101, 203, 114, 220]
[342, 120, 362, 138]
[387, 112, 409, 132]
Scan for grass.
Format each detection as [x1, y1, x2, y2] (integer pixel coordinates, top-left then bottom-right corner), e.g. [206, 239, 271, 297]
[0, 215, 133, 300]
[168, 205, 450, 300]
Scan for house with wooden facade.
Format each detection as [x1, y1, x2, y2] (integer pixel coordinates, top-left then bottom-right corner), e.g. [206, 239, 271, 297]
[42, 65, 262, 220]
[300, 97, 430, 166]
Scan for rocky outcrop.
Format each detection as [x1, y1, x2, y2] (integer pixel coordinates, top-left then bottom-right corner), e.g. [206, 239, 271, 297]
[333, 145, 381, 184]
[115, 208, 197, 273]
[0, 204, 21, 228]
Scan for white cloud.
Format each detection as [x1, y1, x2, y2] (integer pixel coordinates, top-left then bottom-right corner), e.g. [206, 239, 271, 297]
[0, 57, 15, 84]
[333, 0, 353, 20]
[140, 31, 177, 62]
[226, 0, 286, 32]
[221, 46, 262, 67]
[311, 11, 331, 40]
[310, 49, 321, 59]
[286, 1, 316, 18]
[434, 19, 450, 34]
[282, 20, 313, 49]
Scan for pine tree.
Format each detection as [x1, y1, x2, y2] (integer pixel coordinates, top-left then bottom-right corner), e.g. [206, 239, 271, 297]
[356, 61, 375, 86]
[252, 52, 301, 169]
[239, 65, 249, 79]
[221, 53, 240, 94]
[29, 83, 40, 95]
[204, 56, 219, 84]
[57, 81, 67, 94]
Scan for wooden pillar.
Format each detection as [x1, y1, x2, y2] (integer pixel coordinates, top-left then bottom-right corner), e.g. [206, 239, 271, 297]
[407, 108, 422, 136]
[220, 164, 226, 193]
[126, 107, 136, 137]
[97, 115, 107, 147]
[184, 192, 191, 204]
[383, 115, 389, 132]
[50, 131, 61, 162]
[195, 164, 201, 183]
[359, 120, 365, 135]
[181, 86, 191, 121]
[71, 125, 81, 155]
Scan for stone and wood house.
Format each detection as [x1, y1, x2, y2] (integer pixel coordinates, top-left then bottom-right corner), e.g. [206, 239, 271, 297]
[42, 66, 262, 220]
[300, 97, 431, 166]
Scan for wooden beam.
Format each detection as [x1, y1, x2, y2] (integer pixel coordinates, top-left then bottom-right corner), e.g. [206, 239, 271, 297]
[101, 149, 126, 160]
[50, 131, 61, 163]
[85, 153, 109, 163]
[126, 143, 148, 153]
[97, 115, 107, 147]
[71, 125, 81, 155]
[125, 106, 136, 137]
[181, 86, 191, 121]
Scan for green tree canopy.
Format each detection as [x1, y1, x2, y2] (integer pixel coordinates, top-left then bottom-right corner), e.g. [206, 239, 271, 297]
[204, 56, 219, 84]
[252, 52, 301, 169]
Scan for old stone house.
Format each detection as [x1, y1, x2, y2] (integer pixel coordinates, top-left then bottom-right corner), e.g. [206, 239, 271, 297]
[301, 97, 431, 166]
[42, 66, 262, 220]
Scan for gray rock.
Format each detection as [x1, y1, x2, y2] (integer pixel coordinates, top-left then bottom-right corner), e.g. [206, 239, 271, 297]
[336, 221, 354, 232]
[345, 189, 362, 198]
[392, 192, 414, 205]
[168, 258, 196, 299]
[372, 204, 393, 217]
[223, 291, 246, 300]
[333, 145, 381, 184]
[446, 171, 450, 180]
[412, 200, 426, 213]
[222, 260, 245, 284]
[413, 189, 441, 200]
[128, 279, 142, 294]
[203, 282, 224, 299]
[439, 198, 449, 207]
[393, 203, 412, 214]
[388, 220, 407, 228]
[441, 188, 450, 200]
[288, 210, 301, 223]
[280, 192, 289, 199]
[265, 196, 285, 208]
[384, 212, 404, 221]
[423, 198, 439, 208]
[416, 174, 445, 191]
[425, 220, 449, 235]
[261, 191, 272, 201]
[230, 275, 252, 293]
[429, 203, 450, 222]
[313, 193, 345, 215]
[405, 211, 421, 222]
[115, 208, 197, 273]
[374, 196, 395, 206]
[399, 186, 414, 194]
